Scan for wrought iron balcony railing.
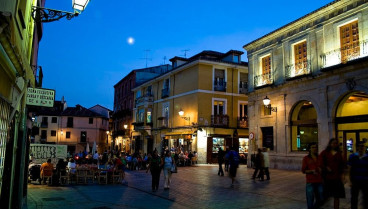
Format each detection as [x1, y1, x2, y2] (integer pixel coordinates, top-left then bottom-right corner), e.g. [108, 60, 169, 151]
[239, 82, 248, 94]
[161, 88, 169, 98]
[254, 73, 273, 87]
[321, 40, 368, 68]
[135, 94, 153, 107]
[237, 116, 248, 128]
[285, 60, 311, 79]
[214, 80, 226, 92]
[211, 115, 229, 127]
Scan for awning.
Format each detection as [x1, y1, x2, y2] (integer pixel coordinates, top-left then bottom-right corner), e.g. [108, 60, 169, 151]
[164, 131, 193, 139]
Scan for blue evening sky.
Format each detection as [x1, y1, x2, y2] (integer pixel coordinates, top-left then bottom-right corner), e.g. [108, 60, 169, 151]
[39, 0, 330, 110]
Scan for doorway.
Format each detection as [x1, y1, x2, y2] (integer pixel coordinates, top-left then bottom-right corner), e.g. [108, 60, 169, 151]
[342, 130, 368, 160]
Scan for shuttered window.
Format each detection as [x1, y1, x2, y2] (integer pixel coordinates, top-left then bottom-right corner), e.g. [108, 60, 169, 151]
[294, 41, 307, 71]
[262, 55, 271, 75]
[340, 20, 360, 63]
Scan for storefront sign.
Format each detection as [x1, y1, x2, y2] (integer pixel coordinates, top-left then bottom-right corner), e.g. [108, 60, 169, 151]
[26, 87, 55, 107]
[30, 144, 67, 165]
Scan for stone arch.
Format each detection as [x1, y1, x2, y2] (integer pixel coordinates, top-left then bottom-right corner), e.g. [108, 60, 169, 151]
[289, 100, 318, 152]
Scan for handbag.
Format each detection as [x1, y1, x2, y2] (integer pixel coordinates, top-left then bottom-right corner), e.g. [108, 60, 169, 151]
[171, 164, 177, 173]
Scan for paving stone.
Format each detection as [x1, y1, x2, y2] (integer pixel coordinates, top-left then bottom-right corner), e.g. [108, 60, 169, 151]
[27, 165, 363, 209]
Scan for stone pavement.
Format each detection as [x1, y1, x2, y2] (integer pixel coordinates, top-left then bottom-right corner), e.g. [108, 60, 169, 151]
[27, 165, 361, 209]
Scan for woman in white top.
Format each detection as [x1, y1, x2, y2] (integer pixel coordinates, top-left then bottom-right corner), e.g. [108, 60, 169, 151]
[67, 158, 77, 174]
[163, 151, 174, 189]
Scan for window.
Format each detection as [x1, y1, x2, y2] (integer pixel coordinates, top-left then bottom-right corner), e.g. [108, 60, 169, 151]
[89, 117, 93, 124]
[261, 127, 274, 151]
[291, 101, 318, 151]
[67, 117, 73, 128]
[163, 78, 170, 89]
[213, 100, 225, 115]
[214, 69, 226, 91]
[212, 138, 225, 153]
[233, 55, 239, 63]
[340, 20, 359, 63]
[41, 130, 47, 140]
[51, 117, 57, 123]
[80, 131, 87, 143]
[66, 132, 71, 139]
[147, 110, 152, 123]
[51, 130, 56, 136]
[136, 90, 141, 98]
[239, 72, 247, 93]
[239, 103, 248, 118]
[41, 117, 48, 125]
[138, 109, 144, 123]
[262, 55, 271, 75]
[294, 41, 307, 71]
[162, 102, 169, 127]
[146, 86, 152, 96]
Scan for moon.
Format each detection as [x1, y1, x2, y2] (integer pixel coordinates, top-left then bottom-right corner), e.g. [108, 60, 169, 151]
[127, 37, 135, 45]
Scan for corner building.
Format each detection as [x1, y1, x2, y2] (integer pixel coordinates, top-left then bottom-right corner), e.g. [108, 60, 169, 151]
[133, 50, 249, 163]
[243, 0, 368, 169]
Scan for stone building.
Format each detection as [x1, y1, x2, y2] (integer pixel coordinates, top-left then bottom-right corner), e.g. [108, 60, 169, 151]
[243, 0, 368, 169]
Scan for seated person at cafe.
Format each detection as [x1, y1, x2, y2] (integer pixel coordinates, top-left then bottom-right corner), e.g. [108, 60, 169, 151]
[40, 159, 54, 184]
[67, 158, 77, 174]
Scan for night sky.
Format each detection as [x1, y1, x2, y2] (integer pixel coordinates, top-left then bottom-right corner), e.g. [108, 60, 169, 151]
[38, 0, 330, 110]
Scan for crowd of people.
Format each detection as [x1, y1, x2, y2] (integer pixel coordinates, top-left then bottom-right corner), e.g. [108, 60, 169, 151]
[301, 138, 368, 209]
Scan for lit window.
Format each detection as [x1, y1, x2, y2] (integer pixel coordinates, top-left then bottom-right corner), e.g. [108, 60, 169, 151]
[340, 20, 360, 63]
[294, 41, 307, 71]
[262, 55, 271, 75]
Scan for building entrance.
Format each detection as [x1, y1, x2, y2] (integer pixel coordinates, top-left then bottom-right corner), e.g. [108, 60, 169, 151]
[335, 91, 368, 160]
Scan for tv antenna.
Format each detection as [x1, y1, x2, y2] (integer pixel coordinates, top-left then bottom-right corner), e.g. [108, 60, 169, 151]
[181, 49, 190, 58]
[140, 49, 152, 68]
[163, 56, 167, 64]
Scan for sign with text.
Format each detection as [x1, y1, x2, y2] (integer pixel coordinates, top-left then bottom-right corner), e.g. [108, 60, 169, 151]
[30, 144, 67, 165]
[26, 87, 55, 107]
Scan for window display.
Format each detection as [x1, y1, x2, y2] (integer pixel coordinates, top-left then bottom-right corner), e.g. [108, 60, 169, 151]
[212, 138, 225, 153]
[239, 138, 249, 153]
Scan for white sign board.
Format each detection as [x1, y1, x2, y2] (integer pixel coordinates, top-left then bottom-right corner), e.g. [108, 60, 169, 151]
[26, 87, 55, 107]
[30, 144, 67, 165]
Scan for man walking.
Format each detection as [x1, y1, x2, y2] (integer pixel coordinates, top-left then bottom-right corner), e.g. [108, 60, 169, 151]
[227, 146, 240, 187]
[348, 141, 368, 209]
[218, 147, 225, 176]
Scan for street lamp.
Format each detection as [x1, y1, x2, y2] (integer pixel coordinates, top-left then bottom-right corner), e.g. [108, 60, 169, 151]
[263, 96, 277, 112]
[32, 0, 90, 23]
[178, 108, 190, 124]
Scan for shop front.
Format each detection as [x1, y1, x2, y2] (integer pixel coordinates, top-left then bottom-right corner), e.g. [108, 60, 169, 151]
[164, 132, 193, 153]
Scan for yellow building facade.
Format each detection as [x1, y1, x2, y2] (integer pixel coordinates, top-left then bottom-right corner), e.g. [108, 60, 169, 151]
[0, 0, 42, 208]
[132, 50, 249, 164]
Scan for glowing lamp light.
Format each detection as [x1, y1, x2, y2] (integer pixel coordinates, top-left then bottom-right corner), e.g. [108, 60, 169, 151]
[124, 124, 128, 129]
[106, 131, 110, 135]
[73, 0, 90, 13]
[60, 130, 64, 135]
[263, 96, 271, 106]
[178, 109, 184, 116]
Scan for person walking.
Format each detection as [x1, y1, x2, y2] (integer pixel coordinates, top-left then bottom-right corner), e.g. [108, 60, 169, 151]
[302, 142, 324, 209]
[163, 150, 174, 190]
[319, 138, 346, 209]
[218, 147, 225, 176]
[258, 147, 270, 181]
[252, 148, 263, 180]
[146, 150, 162, 192]
[348, 141, 368, 209]
[227, 147, 240, 187]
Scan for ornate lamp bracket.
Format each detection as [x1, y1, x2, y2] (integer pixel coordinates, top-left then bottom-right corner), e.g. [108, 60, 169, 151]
[31, 6, 78, 23]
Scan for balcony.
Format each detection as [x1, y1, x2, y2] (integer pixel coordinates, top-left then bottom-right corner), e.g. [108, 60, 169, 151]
[254, 73, 273, 88]
[321, 40, 368, 69]
[161, 88, 169, 98]
[211, 115, 229, 127]
[214, 80, 226, 92]
[285, 60, 311, 80]
[237, 116, 248, 128]
[132, 121, 144, 127]
[135, 93, 153, 107]
[239, 82, 248, 94]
